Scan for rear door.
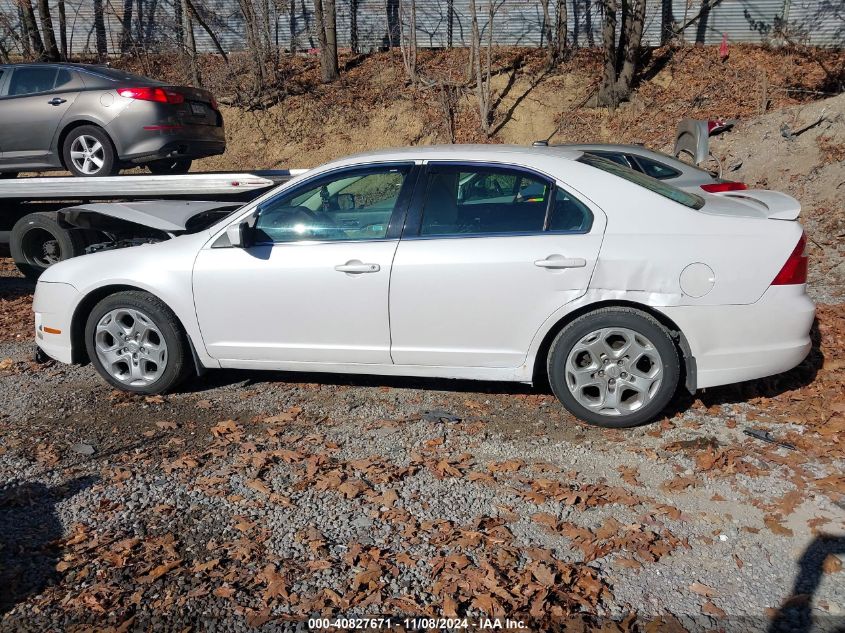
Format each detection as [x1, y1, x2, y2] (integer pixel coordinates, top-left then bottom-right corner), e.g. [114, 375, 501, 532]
[389, 162, 606, 368]
[0, 66, 81, 168]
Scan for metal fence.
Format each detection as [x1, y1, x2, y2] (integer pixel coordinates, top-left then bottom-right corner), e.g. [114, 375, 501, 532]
[1, 0, 842, 58]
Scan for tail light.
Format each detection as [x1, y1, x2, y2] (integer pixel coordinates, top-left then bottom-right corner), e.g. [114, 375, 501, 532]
[772, 233, 808, 285]
[118, 87, 185, 105]
[700, 181, 748, 193]
[209, 95, 219, 110]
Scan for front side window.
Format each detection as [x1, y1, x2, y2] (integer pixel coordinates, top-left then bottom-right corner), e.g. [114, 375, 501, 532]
[577, 153, 705, 210]
[254, 166, 409, 243]
[8, 67, 58, 96]
[420, 166, 550, 236]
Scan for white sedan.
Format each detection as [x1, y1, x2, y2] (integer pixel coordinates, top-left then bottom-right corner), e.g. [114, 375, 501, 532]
[33, 145, 814, 427]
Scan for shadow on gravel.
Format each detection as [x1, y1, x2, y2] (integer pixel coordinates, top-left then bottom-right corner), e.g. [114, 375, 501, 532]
[666, 318, 824, 417]
[0, 275, 35, 301]
[0, 476, 95, 615]
[184, 367, 541, 397]
[768, 534, 845, 633]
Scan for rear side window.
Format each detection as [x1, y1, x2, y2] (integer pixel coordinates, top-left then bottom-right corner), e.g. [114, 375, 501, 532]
[549, 186, 593, 232]
[630, 155, 681, 180]
[8, 67, 58, 96]
[54, 68, 75, 90]
[577, 153, 704, 210]
[420, 166, 550, 236]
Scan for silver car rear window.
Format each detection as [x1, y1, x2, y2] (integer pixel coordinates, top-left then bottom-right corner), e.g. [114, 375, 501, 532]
[577, 153, 705, 210]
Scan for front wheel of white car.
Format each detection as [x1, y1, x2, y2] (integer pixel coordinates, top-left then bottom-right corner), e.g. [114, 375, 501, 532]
[547, 308, 680, 428]
[84, 291, 190, 394]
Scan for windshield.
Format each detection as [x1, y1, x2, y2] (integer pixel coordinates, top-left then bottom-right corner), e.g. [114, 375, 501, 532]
[577, 153, 705, 210]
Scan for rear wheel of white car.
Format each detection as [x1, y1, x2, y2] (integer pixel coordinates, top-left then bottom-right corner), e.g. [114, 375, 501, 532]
[547, 308, 680, 428]
[85, 291, 190, 394]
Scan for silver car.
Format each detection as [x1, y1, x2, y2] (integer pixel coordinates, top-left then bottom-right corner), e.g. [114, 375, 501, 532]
[0, 63, 225, 177]
[557, 144, 747, 193]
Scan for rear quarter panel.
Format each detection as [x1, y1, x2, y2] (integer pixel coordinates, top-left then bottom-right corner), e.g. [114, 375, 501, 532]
[568, 168, 802, 307]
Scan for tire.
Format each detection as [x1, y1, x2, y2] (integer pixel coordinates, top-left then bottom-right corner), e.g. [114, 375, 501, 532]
[62, 125, 118, 177]
[547, 307, 680, 428]
[10, 212, 86, 280]
[84, 291, 191, 395]
[147, 158, 192, 175]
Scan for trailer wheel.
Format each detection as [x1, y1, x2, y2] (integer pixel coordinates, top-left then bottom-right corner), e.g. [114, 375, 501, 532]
[10, 212, 85, 280]
[0, 171, 18, 179]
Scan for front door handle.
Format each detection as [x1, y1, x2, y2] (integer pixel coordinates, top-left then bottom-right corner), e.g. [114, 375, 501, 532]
[335, 260, 380, 274]
[48, 97, 67, 106]
[534, 255, 587, 269]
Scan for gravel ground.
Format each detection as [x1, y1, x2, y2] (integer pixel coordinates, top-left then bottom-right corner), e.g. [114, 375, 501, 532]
[1, 262, 844, 631]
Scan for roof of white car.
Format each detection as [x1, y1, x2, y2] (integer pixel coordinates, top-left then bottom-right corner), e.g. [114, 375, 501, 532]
[329, 144, 584, 166]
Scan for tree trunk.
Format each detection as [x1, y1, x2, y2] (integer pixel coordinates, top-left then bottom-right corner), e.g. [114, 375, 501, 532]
[597, 0, 645, 108]
[615, 0, 645, 98]
[186, 0, 229, 62]
[93, 0, 108, 60]
[399, 0, 417, 83]
[350, 0, 359, 53]
[598, 0, 617, 106]
[555, 0, 567, 60]
[182, 0, 202, 86]
[37, 0, 61, 60]
[19, 0, 46, 60]
[57, 0, 67, 58]
[314, 0, 338, 82]
[120, 0, 134, 53]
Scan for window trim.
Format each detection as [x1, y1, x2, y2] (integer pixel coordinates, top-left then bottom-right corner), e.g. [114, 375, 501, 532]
[249, 161, 419, 246]
[402, 161, 558, 239]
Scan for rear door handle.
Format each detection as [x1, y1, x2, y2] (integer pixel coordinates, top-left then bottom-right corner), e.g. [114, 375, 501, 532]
[534, 255, 587, 269]
[335, 260, 380, 274]
[48, 97, 66, 106]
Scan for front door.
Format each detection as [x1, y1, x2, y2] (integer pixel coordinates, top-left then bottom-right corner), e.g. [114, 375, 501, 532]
[389, 162, 606, 368]
[0, 66, 80, 168]
[193, 163, 416, 366]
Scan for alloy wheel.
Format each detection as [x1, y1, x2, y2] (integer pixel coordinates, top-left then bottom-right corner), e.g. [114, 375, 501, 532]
[69, 134, 106, 175]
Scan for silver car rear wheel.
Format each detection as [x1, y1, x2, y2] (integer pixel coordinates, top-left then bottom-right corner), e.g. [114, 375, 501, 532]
[94, 308, 168, 387]
[565, 327, 663, 417]
[69, 134, 106, 175]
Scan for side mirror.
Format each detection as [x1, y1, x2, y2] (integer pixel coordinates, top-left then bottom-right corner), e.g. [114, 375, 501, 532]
[225, 221, 251, 248]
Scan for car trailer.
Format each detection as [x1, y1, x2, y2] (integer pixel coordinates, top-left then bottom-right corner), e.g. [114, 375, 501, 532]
[0, 170, 307, 279]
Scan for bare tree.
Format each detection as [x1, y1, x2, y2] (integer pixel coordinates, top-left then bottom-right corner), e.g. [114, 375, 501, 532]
[399, 0, 417, 83]
[93, 0, 108, 60]
[120, 0, 134, 53]
[313, 0, 338, 82]
[597, 0, 646, 108]
[186, 0, 229, 62]
[36, 0, 61, 59]
[57, 0, 67, 58]
[541, 0, 567, 67]
[18, 0, 46, 60]
[468, 0, 493, 135]
[182, 0, 202, 86]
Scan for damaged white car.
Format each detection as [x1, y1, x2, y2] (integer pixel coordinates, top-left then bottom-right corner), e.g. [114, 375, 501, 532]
[33, 145, 814, 427]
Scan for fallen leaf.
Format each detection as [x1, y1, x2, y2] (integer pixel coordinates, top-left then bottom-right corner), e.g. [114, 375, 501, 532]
[689, 582, 717, 597]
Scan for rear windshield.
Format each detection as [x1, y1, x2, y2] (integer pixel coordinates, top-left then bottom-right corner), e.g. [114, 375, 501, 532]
[81, 66, 162, 84]
[577, 153, 705, 210]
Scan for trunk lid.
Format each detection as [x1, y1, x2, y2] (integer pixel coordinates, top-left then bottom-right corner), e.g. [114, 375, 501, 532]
[169, 86, 220, 126]
[698, 189, 801, 221]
